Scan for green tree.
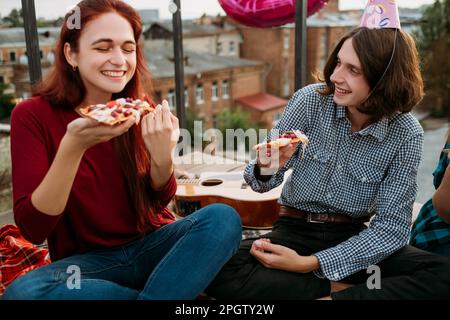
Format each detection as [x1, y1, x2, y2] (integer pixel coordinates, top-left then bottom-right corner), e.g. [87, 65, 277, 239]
[0, 84, 15, 120]
[37, 18, 54, 28]
[3, 8, 23, 27]
[215, 108, 264, 151]
[414, 0, 450, 118]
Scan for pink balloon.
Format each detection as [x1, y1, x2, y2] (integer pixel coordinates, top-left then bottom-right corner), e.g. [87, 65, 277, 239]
[218, 0, 329, 28]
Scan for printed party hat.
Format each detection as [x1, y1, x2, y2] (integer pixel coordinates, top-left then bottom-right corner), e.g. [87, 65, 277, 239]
[359, 0, 401, 29]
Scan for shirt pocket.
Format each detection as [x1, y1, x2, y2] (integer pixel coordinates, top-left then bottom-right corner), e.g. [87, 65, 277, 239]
[348, 162, 385, 183]
[345, 161, 385, 208]
[303, 142, 331, 163]
[295, 142, 331, 183]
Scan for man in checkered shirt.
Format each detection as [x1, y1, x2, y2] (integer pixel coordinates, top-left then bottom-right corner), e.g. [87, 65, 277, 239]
[206, 25, 450, 299]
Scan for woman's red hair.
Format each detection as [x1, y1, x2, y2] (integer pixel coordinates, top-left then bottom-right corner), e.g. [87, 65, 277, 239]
[33, 0, 158, 232]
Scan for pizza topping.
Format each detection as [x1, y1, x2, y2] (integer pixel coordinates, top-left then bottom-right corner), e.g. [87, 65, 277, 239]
[79, 98, 155, 125]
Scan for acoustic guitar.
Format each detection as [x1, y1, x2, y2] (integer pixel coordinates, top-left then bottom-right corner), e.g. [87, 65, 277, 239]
[174, 171, 290, 229]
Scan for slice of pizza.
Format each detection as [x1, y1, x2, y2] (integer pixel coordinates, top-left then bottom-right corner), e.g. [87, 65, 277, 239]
[79, 98, 155, 125]
[253, 130, 309, 150]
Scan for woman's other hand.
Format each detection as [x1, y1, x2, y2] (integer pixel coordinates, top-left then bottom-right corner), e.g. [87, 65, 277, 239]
[141, 100, 180, 167]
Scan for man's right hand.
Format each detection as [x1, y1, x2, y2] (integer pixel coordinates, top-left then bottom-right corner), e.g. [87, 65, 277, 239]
[256, 142, 299, 175]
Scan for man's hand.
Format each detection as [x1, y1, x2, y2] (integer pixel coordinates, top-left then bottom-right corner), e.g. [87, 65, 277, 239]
[250, 238, 319, 273]
[256, 142, 299, 175]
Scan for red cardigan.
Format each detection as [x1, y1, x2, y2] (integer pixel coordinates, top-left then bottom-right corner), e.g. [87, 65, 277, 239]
[10, 96, 176, 261]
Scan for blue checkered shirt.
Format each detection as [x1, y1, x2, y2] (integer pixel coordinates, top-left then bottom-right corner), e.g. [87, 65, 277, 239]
[244, 83, 424, 281]
[410, 142, 450, 250]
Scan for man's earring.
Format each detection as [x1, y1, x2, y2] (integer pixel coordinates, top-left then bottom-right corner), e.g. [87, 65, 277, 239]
[72, 65, 77, 71]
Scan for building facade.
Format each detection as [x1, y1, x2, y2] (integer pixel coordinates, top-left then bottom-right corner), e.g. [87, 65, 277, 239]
[144, 44, 268, 128]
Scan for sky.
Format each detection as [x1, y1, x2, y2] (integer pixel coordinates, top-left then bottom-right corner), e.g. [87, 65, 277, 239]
[0, 0, 437, 20]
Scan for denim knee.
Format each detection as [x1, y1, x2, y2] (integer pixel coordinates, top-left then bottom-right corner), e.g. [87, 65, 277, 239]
[3, 268, 49, 300]
[199, 204, 242, 249]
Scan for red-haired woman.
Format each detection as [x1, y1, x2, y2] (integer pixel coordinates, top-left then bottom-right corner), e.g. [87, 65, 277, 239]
[3, 0, 241, 300]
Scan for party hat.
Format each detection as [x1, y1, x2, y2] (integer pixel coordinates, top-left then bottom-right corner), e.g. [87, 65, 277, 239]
[359, 0, 401, 29]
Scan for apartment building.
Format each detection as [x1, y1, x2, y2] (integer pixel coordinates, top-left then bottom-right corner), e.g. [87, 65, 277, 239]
[144, 18, 242, 58]
[0, 27, 58, 98]
[144, 42, 271, 129]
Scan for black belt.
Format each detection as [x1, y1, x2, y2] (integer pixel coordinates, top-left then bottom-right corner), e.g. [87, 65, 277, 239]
[279, 206, 370, 224]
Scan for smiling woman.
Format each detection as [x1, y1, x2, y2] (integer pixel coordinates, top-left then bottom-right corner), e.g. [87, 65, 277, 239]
[3, 0, 242, 300]
[63, 13, 138, 108]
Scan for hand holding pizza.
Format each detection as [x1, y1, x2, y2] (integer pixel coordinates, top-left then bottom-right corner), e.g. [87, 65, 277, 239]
[141, 100, 180, 167]
[256, 130, 309, 173]
[64, 116, 136, 152]
[257, 142, 298, 173]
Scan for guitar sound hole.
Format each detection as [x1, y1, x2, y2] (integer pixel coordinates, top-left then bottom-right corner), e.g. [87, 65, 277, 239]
[201, 179, 223, 187]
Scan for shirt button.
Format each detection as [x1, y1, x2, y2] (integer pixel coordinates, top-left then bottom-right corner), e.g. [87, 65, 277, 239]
[327, 193, 332, 199]
[313, 154, 318, 160]
[361, 177, 367, 182]
[337, 165, 342, 170]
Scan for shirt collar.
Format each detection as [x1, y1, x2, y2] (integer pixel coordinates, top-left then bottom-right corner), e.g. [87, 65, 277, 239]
[336, 104, 388, 142]
[358, 117, 388, 142]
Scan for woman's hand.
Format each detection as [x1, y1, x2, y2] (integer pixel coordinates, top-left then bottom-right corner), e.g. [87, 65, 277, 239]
[64, 116, 136, 153]
[250, 238, 320, 273]
[141, 100, 180, 167]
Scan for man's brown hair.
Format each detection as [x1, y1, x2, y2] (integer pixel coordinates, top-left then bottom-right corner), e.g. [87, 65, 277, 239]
[317, 27, 424, 121]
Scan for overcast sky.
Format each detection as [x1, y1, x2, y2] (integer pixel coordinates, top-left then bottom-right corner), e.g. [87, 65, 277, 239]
[0, 0, 437, 20]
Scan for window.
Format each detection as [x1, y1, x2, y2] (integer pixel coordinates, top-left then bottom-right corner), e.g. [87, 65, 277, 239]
[229, 41, 235, 54]
[283, 57, 289, 97]
[40, 50, 43, 59]
[222, 80, 229, 99]
[9, 51, 16, 62]
[319, 30, 328, 71]
[167, 89, 175, 110]
[0, 76, 4, 84]
[284, 33, 290, 50]
[216, 42, 222, 55]
[184, 88, 189, 107]
[196, 85, 204, 104]
[283, 83, 290, 97]
[212, 81, 219, 101]
[0, 54, 3, 64]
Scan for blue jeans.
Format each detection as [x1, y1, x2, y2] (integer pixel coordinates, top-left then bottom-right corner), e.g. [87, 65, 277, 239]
[3, 204, 242, 300]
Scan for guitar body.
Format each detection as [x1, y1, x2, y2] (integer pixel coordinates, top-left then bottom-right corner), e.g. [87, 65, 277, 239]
[174, 171, 289, 229]
[174, 194, 280, 229]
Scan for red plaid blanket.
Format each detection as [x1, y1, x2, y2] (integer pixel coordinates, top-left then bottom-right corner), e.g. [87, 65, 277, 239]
[0, 224, 51, 295]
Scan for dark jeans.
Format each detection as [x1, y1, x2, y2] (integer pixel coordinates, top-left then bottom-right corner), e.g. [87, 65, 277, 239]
[205, 216, 450, 300]
[429, 241, 450, 259]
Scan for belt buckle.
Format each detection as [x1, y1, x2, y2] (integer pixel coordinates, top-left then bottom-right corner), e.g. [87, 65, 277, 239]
[307, 212, 326, 224]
